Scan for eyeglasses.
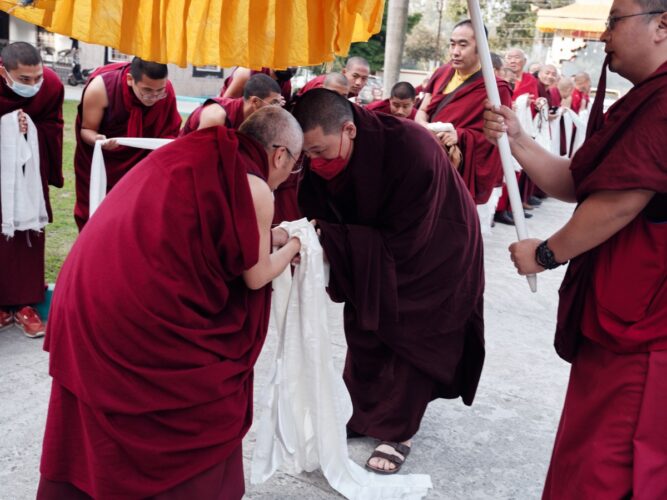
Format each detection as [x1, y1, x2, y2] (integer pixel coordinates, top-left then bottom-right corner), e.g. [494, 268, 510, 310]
[138, 89, 168, 101]
[605, 11, 665, 30]
[272, 144, 304, 173]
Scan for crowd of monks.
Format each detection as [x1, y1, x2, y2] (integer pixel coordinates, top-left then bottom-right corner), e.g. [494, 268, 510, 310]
[1, 0, 665, 496]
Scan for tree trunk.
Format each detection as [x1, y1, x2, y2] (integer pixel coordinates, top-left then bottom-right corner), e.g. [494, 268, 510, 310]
[383, 0, 409, 97]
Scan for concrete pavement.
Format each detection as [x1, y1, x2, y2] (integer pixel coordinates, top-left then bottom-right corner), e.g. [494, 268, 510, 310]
[0, 198, 575, 499]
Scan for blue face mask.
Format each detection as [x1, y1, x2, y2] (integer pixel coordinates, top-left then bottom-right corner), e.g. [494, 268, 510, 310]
[5, 73, 43, 98]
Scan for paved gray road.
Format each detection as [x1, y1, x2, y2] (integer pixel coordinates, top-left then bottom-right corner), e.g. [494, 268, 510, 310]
[0, 198, 574, 500]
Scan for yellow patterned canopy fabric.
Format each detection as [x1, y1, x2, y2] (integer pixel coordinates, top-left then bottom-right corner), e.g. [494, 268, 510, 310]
[536, 0, 611, 35]
[0, 0, 384, 68]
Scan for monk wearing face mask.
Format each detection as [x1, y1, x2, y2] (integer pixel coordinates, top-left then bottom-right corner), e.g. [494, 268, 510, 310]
[293, 89, 485, 476]
[0, 42, 64, 339]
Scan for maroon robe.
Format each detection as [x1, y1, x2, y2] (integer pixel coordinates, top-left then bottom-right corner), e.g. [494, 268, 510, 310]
[180, 97, 245, 136]
[297, 74, 326, 95]
[220, 67, 292, 103]
[424, 64, 513, 204]
[179, 100, 301, 224]
[365, 98, 416, 120]
[545, 58, 667, 498]
[73, 62, 182, 231]
[40, 127, 272, 498]
[0, 66, 63, 306]
[512, 71, 539, 103]
[298, 105, 485, 441]
[570, 88, 589, 113]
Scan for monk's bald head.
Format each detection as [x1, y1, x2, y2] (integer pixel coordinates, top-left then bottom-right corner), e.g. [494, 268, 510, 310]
[343, 57, 370, 96]
[505, 48, 527, 75]
[558, 77, 574, 99]
[538, 64, 558, 86]
[574, 72, 591, 93]
[1, 42, 41, 70]
[323, 72, 350, 96]
[292, 88, 353, 135]
[345, 57, 370, 72]
[239, 106, 303, 156]
[243, 73, 281, 100]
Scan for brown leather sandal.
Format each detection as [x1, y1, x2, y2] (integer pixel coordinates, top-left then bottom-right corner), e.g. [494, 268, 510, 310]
[365, 441, 411, 475]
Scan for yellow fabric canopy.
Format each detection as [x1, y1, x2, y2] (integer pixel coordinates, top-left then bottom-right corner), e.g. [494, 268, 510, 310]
[0, 0, 384, 68]
[536, 0, 611, 35]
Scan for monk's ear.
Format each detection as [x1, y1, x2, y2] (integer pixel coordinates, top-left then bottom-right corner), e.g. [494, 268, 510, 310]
[656, 12, 667, 41]
[343, 121, 357, 139]
[126, 73, 133, 86]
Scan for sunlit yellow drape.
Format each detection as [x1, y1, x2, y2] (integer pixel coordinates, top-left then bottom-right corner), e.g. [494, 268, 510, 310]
[536, 0, 611, 35]
[0, 0, 384, 68]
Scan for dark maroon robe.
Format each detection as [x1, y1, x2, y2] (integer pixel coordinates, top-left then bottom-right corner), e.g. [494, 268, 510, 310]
[297, 74, 326, 95]
[365, 98, 417, 120]
[180, 97, 245, 136]
[179, 98, 301, 224]
[298, 105, 485, 441]
[73, 62, 182, 231]
[424, 64, 513, 204]
[570, 88, 589, 113]
[220, 67, 292, 103]
[40, 127, 272, 498]
[0, 66, 63, 306]
[544, 58, 667, 499]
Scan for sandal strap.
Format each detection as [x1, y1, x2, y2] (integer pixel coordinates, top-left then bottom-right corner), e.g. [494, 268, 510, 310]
[379, 441, 411, 458]
[368, 450, 405, 467]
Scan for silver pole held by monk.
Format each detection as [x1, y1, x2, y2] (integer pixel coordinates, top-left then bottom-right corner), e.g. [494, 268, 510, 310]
[466, 0, 538, 293]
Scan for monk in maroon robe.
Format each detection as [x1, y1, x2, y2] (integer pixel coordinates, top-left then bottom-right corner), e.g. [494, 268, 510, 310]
[181, 73, 283, 135]
[483, 6, 667, 493]
[495, 48, 540, 224]
[293, 89, 485, 475]
[365, 81, 417, 120]
[220, 66, 294, 104]
[298, 57, 370, 99]
[0, 42, 63, 337]
[571, 72, 591, 113]
[37, 106, 304, 500]
[182, 73, 300, 224]
[73, 57, 182, 231]
[417, 20, 512, 205]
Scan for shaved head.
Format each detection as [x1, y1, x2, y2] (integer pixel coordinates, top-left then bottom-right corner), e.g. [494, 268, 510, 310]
[292, 88, 353, 135]
[243, 73, 281, 100]
[1, 42, 41, 70]
[323, 72, 350, 96]
[239, 106, 303, 156]
[390, 81, 416, 100]
[345, 56, 370, 71]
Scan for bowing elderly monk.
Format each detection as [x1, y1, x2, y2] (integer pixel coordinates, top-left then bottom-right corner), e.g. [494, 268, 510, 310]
[484, 0, 667, 496]
[416, 20, 512, 205]
[293, 89, 485, 475]
[37, 106, 303, 500]
[74, 57, 181, 231]
[0, 42, 63, 338]
[182, 73, 301, 224]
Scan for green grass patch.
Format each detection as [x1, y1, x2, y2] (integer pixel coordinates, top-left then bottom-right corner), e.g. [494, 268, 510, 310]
[45, 100, 78, 283]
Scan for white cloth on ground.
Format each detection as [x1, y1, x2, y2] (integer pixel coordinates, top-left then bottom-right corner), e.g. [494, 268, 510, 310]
[1, 111, 47, 238]
[89, 137, 173, 217]
[251, 218, 432, 500]
[477, 186, 502, 236]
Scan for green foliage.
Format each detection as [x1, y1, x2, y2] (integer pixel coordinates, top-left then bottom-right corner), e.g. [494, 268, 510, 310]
[494, 0, 537, 50]
[344, 10, 423, 70]
[45, 100, 78, 283]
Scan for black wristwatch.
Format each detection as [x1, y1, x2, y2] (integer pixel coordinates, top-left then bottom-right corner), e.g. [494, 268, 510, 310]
[535, 240, 567, 270]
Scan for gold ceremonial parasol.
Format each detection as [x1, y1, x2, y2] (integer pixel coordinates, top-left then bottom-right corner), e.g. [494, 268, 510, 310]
[0, 0, 384, 68]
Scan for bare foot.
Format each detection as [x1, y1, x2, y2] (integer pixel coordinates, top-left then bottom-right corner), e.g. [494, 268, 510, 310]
[366, 440, 412, 473]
